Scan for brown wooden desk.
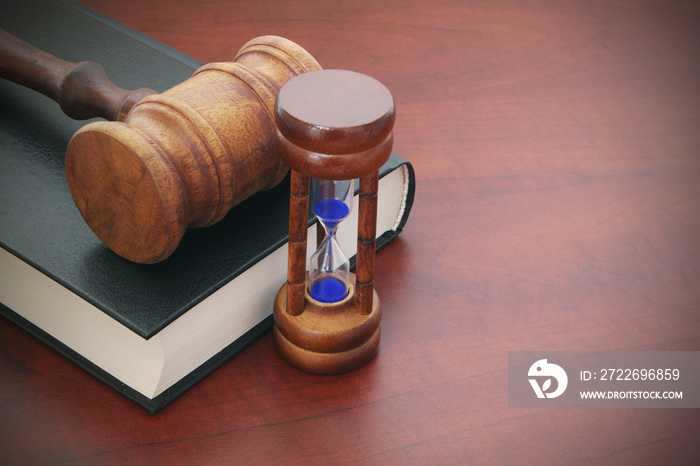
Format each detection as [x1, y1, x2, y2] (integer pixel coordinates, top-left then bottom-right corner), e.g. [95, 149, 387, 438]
[2, 0, 699, 463]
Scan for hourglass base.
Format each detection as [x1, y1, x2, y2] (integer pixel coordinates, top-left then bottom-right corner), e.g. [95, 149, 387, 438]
[273, 273, 381, 375]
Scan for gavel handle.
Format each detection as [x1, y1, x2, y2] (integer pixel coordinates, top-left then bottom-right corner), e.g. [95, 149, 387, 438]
[0, 29, 155, 121]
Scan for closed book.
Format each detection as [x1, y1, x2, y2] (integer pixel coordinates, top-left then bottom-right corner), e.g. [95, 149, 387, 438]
[0, 0, 415, 413]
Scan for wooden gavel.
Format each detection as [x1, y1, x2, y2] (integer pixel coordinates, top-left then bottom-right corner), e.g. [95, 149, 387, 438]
[0, 30, 321, 263]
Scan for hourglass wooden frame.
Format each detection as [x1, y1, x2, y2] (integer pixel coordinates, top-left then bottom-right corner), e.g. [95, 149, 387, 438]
[272, 70, 395, 374]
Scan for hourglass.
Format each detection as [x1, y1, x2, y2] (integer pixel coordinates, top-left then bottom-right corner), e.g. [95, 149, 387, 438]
[272, 69, 395, 374]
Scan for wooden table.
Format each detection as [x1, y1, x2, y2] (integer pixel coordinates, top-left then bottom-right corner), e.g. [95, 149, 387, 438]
[2, 0, 699, 463]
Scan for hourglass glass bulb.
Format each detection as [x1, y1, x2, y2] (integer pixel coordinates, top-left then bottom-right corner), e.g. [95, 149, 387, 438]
[309, 178, 353, 303]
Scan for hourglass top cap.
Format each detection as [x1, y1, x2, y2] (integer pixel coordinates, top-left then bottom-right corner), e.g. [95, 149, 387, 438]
[274, 70, 395, 179]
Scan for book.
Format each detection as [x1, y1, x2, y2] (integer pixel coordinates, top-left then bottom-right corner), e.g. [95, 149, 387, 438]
[0, 0, 415, 413]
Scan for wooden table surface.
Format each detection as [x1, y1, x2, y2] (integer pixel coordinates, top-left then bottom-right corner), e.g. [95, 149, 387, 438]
[2, 0, 699, 463]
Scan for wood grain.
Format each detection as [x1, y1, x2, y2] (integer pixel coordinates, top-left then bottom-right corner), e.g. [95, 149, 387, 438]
[64, 35, 322, 263]
[2, 0, 699, 463]
[0, 32, 323, 264]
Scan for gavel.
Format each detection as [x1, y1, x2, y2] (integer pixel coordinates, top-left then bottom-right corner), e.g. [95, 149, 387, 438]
[0, 30, 322, 263]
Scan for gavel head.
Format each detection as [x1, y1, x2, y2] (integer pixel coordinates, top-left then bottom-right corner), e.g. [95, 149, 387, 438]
[65, 36, 321, 264]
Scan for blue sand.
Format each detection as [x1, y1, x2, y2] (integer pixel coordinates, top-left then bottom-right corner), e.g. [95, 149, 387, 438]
[310, 278, 348, 303]
[314, 198, 349, 230]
